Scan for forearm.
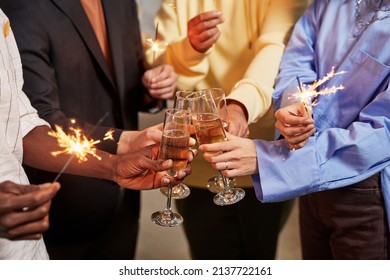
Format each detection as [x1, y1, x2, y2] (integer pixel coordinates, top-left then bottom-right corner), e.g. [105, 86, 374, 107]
[228, 0, 309, 123]
[228, 81, 273, 124]
[23, 126, 115, 182]
[255, 103, 390, 203]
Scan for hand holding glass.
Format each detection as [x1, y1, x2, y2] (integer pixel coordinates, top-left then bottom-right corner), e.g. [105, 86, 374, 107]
[190, 90, 245, 206]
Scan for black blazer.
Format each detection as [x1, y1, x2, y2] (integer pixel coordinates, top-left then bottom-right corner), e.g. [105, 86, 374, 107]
[1, 0, 149, 249]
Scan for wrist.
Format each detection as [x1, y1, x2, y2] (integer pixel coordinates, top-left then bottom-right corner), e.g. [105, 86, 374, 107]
[117, 131, 131, 154]
[106, 153, 119, 183]
[226, 100, 248, 121]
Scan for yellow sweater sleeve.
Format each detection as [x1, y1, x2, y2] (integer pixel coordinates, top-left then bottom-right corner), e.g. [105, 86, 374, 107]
[152, 0, 213, 89]
[227, 0, 309, 124]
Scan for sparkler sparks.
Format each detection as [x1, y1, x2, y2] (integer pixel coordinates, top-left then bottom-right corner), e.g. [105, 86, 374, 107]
[167, 1, 176, 9]
[48, 112, 112, 182]
[49, 125, 114, 163]
[145, 22, 167, 64]
[290, 67, 346, 111]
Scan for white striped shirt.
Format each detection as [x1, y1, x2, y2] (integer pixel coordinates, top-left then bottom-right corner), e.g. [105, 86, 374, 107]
[0, 9, 49, 260]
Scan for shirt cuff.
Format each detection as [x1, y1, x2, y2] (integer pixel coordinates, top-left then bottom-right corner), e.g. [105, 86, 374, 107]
[227, 79, 273, 124]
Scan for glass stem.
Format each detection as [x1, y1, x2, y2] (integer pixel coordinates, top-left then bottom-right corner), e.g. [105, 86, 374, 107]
[218, 170, 232, 194]
[165, 185, 173, 212]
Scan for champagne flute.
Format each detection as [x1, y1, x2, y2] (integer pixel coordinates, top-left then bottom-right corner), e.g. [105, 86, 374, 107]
[204, 88, 237, 193]
[159, 90, 194, 199]
[189, 90, 245, 206]
[151, 109, 191, 227]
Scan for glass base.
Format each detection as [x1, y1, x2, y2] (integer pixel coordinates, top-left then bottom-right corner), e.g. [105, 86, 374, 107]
[213, 187, 245, 206]
[151, 210, 183, 227]
[160, 183, 190, 199]
[207, 175, 237, 193]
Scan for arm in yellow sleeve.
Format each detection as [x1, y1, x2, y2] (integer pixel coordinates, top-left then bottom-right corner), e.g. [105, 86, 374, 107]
[227, 0, 309, 124]
[150, 0, 213, 89]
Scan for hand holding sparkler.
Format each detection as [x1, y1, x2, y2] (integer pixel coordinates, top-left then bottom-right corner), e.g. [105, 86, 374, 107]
[0, 180, 60, 240]
[143, 23, 176, 103]
[277, 68, 346, 150]
[275, 102, 316, 150]
[142, 64, 177, 100]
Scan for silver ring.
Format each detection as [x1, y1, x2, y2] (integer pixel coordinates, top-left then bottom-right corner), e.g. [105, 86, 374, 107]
[189, 149, 196, 158]
[225, 161, 229, 170]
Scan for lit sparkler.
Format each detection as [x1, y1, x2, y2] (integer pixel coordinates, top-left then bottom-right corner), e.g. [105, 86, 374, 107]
[49, 113, 113, 182]
[49, 126, 114, 162]
[167, 0, 176, 9]
[290, 67, 346, 111]
[145, 22, 167, 65]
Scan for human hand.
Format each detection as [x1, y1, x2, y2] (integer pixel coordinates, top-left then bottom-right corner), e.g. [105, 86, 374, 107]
[117, 123, 163, 155]
[114, 140, 197, 190]
[142, 64, 177, 100]
[187, 10, 224, 53]
[274, 102, 315, 150]
[0, 181, 60, 240]
[226, 102, 250, 138]
[200, 132, 257, 178]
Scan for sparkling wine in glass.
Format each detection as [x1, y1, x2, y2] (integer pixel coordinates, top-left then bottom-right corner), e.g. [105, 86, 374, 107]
[190, 90, 245, 206]
[151, 109, 191, 227]
[203, 88, 237, 193]
[159, 90, 195, 200]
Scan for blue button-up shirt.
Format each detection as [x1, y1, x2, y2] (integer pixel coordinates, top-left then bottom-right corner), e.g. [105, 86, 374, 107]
[252, 0, 390, 229]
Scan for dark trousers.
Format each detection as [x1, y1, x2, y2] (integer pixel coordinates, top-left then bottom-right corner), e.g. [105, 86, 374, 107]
[300, 173, 390, 259]
[175, 187, 294, 260]
[44, 189, 140, 260]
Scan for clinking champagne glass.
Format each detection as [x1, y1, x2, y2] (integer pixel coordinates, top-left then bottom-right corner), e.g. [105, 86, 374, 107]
[204, 88, 237, 193]
[189, 90, 245, 206]
[151, 109, 191, 227]
[159, 90, 194, 199]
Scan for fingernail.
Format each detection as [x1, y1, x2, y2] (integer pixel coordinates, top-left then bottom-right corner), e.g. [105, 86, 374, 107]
[163, 159, 173, 167]
[53, 182, 61, 190]
[163, 178, 170, 184]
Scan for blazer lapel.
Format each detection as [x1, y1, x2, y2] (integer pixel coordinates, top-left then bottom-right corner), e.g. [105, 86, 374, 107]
[51, 0, 116, 88]
[102, 0, 125, 95]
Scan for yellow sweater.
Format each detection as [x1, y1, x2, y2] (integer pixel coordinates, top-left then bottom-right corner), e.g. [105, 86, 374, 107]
[153, 0, 309, 188]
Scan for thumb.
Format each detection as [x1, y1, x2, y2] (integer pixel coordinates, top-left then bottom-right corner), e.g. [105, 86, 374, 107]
[149, 65, 163, 77]
[152, 159, 172, 172]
